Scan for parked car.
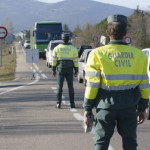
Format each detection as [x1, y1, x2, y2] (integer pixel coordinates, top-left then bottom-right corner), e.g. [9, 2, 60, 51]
[142, 48, 150, 120]
[78, 44, 92, 58]
[78, 49, 92, 86]
[24, 40, 30, 49]
[45, 40, 63, 68]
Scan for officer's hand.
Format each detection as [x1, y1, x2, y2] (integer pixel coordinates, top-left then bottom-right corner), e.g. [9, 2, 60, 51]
[74, 72, 78, 77]
[53, 71, 56, 77]
[137, 111, 146, 125]
[84, 111, 92, 125]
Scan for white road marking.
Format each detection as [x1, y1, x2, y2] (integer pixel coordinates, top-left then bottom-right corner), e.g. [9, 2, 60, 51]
[0, 78, 39, 95]
[73, 113, 83, 121]
[62, 95, 65, 100]
[108, 146, 115, 150]
[33, 63, 47, 79]
[70, 108, 77, 112]
[33, 63, 39, 70]
[41, 73, 48, 79]
[22, 48, 47, 80]
[30, 67, 40, 79]
[52, 87, 57, 90]
[62, 100, 70, 105]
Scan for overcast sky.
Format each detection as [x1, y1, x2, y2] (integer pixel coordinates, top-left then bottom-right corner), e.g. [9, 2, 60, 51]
[36, 0, 150, 10]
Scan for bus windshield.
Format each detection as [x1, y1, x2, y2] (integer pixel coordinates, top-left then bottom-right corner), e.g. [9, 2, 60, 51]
[36, 24, 62, 42]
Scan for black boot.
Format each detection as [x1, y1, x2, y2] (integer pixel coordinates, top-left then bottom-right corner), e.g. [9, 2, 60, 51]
[69, 93, 75, 108]
[56, 93, 62, 109]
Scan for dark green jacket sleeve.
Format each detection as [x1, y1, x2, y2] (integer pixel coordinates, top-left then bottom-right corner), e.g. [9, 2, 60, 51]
[83, 97, 95, 111]
[52, 66, 56, 72]
[74, 67, 78, 73]
[137, 98, 149, 112]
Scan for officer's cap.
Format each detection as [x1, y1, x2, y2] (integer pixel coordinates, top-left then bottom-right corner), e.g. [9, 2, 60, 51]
[61, 32, 70, 40]
[107, 14, 127, 24]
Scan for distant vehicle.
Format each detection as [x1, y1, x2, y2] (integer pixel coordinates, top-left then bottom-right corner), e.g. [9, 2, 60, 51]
[30, 21, 62, 58]
[45, 40, 63, 68]
[142, 48, 150, 120]
[78, 44, 92, 58]
[78, 49, 92, 85]
[24, 40, 30, 49]
[19, 40, 24, 46]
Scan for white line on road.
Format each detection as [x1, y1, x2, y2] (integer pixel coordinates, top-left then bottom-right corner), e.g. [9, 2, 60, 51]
[62, 95, 65, 100]
[108, 146, 115, 150]
[62, 100, 70, 105]
[73, 113, 83, 121]
[0, 78, 39, 95]
[33, 63, 48, 79]
[70, 108, 77, 112]
[30, 67, 40, 79]
[52, 87, 57, 90]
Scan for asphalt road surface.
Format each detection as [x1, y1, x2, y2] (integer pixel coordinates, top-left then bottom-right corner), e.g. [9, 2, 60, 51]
[0, 43, 150, 150]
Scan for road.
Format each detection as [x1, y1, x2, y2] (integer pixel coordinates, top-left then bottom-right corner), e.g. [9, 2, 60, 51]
[0, 43, 150, 150]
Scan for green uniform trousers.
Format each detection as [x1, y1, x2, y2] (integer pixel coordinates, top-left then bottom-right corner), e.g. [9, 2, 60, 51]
[56, 67, 74, 94]
[95, 107, 137, 150]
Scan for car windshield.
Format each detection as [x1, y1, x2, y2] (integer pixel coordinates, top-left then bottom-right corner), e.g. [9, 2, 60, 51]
[51, 43, 62, 50]
[86, 51, 91, 62]
[143, 51, 149, 58]
[82, 45, 92, 49]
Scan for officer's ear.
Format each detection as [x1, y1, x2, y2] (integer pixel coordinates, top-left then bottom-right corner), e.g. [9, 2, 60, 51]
[106, 30, 110, 37]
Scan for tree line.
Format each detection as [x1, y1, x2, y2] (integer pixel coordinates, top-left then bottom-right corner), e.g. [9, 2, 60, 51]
[1, 9, 150, 50]
[72, 9, 150, 50]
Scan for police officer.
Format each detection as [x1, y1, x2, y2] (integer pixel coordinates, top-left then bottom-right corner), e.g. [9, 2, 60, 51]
[83, 14, 150, 150]
[52, 32, 78, 109]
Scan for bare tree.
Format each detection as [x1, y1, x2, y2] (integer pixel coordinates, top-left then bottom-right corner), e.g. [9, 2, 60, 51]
[63, 24, 70, 32]
[1, 17, 13, 33]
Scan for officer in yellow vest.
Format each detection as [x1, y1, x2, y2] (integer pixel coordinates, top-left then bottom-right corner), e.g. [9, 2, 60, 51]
[52, 32, 78, 109]
[83, 14, 150, 150]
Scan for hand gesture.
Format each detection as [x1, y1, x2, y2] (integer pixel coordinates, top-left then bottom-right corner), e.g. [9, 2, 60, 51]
[137, 111, 146, 125]
[83, 111, 93, 125]
[74, 72, 78, 77]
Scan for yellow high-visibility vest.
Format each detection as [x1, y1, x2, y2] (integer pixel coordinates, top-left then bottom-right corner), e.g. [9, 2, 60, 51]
[85, 44, 150, 100]
[52, 44, 78, 68]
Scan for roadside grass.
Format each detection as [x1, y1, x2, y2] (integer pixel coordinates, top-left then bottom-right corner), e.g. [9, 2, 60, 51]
[0, 42, 16, 82]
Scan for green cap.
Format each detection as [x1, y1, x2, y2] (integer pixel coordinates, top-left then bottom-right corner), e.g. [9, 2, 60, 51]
[61, 32, 70, 39]
[107, 14, 127, 24]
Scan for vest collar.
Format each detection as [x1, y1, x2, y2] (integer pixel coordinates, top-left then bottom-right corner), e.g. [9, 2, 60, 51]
[108, 40, 128, 45]
[62, 42, 72, 45]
